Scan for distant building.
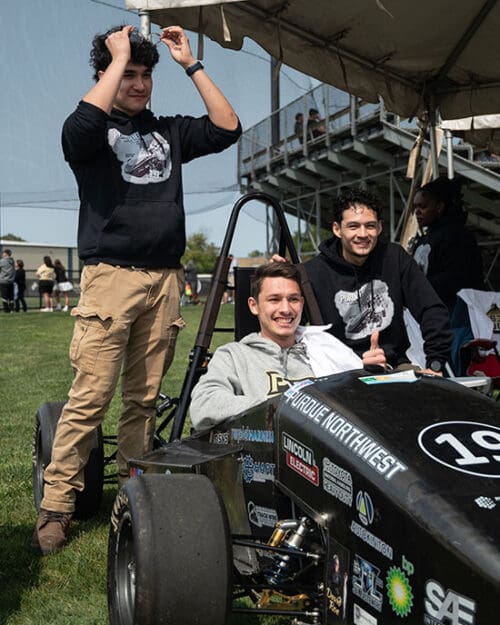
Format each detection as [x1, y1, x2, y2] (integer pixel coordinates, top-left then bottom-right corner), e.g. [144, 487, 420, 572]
[0, 240, 80, 285]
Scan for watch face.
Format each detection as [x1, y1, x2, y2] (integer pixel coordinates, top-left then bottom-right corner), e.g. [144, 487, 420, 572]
[430, 360, 442, 372]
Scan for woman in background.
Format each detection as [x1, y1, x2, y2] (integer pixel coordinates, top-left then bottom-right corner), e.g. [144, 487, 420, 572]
[36, 256, 56, 312]
[53, 259, 73, 312]
[413, 176, 484, 373]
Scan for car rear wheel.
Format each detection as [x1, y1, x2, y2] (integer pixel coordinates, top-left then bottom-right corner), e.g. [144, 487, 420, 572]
[107, 473, 232, 625]
[32, 401, 104, 518]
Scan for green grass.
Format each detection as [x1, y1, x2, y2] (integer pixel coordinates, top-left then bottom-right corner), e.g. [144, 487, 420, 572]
[0, 301, 286, 625]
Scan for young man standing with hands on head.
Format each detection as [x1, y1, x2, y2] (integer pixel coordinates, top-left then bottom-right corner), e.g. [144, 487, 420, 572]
[32, 24, 241, 555]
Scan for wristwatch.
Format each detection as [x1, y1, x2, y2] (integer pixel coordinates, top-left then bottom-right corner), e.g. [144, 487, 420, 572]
[429, 360, 444, 373]
[186, 61, 204, 77]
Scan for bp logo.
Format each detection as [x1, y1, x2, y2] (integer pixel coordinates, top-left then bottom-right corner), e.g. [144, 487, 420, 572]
[356, 491, 374, 526]
[386, 566, 413, 617]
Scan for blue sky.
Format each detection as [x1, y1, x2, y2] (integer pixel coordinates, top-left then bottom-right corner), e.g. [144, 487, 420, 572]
[0, 0, 317, 257]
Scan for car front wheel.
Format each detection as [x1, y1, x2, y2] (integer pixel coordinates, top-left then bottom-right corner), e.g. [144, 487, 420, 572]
[107, 473, 232, 625]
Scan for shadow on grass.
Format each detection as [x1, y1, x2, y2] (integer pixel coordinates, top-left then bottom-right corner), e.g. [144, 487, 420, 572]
[0, 523, 42, 624]
[0, 489, 117, 625]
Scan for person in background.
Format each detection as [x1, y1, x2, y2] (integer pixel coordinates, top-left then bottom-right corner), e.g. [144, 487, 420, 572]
[303, 189, 452, 374]
[307, 108, 326, 139]
[412, 176, 485, 373]
[36, 256, 55, 312]
[294, 112, 304, 144]
[185, 259, 200, 305]
[0, 248, 15, 313]
[222, 254, 236, 304]
[53, 259, 72, 312]
[273, 189, 453, 374]
[32, 23, 240, 555]
[412, 176, 484, 315]
[14, 259, 27, 313]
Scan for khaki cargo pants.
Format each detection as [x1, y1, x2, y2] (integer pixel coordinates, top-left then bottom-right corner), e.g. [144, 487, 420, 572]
[41, 263, 185, 513]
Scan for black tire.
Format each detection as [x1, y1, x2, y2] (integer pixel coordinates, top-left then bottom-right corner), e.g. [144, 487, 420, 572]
[107, 473, 232, 625]
[32, 401, 104, 519]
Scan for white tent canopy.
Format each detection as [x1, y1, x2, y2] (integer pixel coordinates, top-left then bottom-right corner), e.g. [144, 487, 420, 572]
[441, 115, 500, 151]
[125, 0, 500, 120]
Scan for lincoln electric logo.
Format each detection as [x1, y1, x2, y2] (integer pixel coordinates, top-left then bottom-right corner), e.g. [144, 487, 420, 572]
[282, 432, 319, 486]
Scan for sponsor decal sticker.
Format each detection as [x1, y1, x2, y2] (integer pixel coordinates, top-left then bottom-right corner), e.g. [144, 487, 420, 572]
[418, 421, 500, 478]
[231, 428, 274, 444]
[323, 457, 353, 506]
[356, 491, 375, 526]
[327, 550, 349, 619]
[350, 521, 393, 560]
[212, 431, 229, 445]
[360, 370, 417, 384]
[353, 603, 378, 625]
[352, 554, 383, 612]
[386, 563, 413, 617]
[283, 389, 407, 480]
[282, 432, 319, 486]
[475, 495, 500, 509]
[247, 501, 277, 528]
[283, 379, 314, 397]
[424, 580, 476, 625]
[242, 454, 275, 484]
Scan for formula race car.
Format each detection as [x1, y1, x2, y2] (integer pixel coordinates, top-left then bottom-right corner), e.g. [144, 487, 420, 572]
[108, 369, 500, 625]
[104, 193, 500, 625]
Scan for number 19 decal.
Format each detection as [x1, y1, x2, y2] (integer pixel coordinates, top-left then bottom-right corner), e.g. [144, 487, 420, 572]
[418, 421, 500, 478]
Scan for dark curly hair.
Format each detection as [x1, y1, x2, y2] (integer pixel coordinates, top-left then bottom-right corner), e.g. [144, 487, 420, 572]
[90, 25, 160, 81]
[331, 188, 383, 223]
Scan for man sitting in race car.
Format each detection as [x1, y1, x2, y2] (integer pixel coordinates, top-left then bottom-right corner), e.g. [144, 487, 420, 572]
[190, 262, 386, 430]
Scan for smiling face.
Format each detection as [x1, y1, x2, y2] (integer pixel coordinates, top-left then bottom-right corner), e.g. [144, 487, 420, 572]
[248, 276, 304, 349]
[101, 62, 153, 116]
[333, 203, 382, 266]
[413, 190, 443, 227]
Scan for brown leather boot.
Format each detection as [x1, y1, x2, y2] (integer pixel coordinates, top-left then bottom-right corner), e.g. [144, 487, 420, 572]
[32, 508, 73, 555]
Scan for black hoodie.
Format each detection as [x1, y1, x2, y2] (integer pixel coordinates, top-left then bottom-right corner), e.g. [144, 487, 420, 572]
[412, 212, 484, 313]
[62, 101, 241, 268]
[305, 237, 452, 369]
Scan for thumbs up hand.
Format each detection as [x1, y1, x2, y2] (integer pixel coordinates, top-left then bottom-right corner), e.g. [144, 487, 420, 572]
[362, 330, 387, 368]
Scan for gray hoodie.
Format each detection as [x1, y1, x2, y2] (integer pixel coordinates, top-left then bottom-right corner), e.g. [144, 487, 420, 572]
[190, 332, 314, 430]
[0, 256, 15, 284]
[190, 326, 364, 430]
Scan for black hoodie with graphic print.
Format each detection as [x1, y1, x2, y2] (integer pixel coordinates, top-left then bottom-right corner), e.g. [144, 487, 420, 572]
[305, 237, 452, 369]
[62, 101, 241, 268]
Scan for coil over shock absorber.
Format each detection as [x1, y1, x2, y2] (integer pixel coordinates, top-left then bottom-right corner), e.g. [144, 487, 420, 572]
[265, 517, 310, 585]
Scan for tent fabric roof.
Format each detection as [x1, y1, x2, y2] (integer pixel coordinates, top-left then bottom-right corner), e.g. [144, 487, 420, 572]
[125, 0, 500, 119]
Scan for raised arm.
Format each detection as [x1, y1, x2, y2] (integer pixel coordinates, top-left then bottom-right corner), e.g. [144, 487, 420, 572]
[82, 25, 133, 114]
[160, 26, 239, 131]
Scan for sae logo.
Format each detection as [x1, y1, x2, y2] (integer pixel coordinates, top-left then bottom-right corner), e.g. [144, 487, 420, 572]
[424, 580, 476, 625]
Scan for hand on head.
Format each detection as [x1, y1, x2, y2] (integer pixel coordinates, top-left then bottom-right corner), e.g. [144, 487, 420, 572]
[270, 254, 288, 263]
[105, 25, 133, 61]
[362, 330, 387, 368]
